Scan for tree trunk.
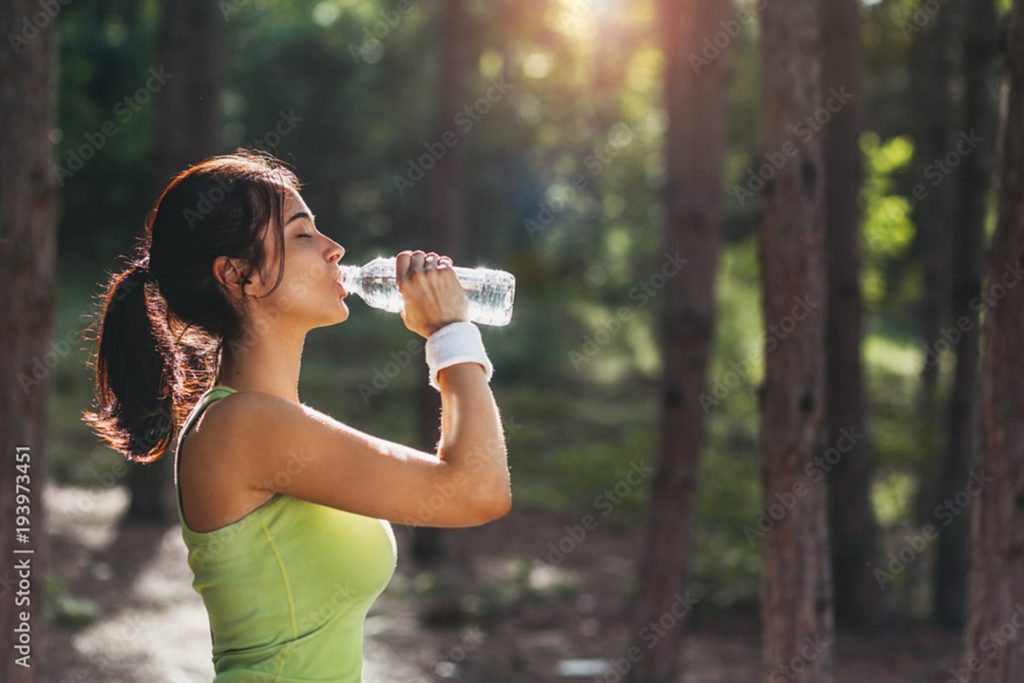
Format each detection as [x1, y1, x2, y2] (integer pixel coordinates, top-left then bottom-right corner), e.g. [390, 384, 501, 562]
[821, 0, 881, 630]
[934, 0, 998, 628]
[153, 0, 224, 180]
[413, 0, 470, 565]
[908, 0, 959, 534]
[961, 3, 1024, 680]
[626, 1, 733, 681]
[0, 2, 61, 680]
[756, 1, 834, 681]
[124, 0, 224, 525]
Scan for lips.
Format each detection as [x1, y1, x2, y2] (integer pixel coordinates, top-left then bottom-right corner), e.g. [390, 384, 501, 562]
[335, 280, 347, 296]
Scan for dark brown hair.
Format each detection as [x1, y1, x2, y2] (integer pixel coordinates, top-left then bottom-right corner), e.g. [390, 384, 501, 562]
[82, 149, 301, 463]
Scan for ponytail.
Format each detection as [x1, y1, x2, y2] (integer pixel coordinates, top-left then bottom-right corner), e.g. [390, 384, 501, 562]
[83, 258, 179, 463]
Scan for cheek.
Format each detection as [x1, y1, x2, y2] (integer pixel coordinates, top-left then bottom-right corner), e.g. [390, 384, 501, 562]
[278, 256, 325, 301]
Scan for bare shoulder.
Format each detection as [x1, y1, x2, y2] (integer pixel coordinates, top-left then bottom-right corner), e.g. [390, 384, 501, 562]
[177, 391, 295, 530]
[188, 390, 304, 461]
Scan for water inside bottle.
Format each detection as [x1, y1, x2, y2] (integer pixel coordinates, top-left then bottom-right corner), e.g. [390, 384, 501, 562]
[338, 257, 515, 326]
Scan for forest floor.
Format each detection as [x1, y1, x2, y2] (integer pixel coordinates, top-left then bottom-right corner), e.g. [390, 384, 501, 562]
[39, 483, 963, 683]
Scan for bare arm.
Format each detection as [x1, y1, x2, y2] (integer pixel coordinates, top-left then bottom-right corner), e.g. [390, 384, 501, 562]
[203, 388, 509, 528]
[435, 362, 511, 510]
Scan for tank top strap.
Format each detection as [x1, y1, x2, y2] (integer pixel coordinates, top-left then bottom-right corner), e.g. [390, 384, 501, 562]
[174, 384, 239, 526]
[178, 385, 238, 448]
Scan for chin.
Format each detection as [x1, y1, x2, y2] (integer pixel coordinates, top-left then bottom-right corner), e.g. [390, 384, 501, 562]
[316, 302, 350, 328]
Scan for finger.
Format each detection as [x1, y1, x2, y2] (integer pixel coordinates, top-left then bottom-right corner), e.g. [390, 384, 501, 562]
[409, 251, 425, 275]
[396, 251, 411, 287]
[424, 253, 438, 270]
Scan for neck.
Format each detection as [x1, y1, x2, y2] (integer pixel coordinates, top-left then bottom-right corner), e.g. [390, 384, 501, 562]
[215, 318, 306, 404]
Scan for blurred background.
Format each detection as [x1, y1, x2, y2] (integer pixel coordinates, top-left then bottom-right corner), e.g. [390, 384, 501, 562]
[2, 0, 1023, 680]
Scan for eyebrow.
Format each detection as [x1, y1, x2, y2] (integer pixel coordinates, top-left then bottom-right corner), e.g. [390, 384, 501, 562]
[286, 211, 315, 225]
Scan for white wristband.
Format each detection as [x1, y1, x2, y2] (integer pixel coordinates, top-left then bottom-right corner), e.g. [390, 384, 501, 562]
[425, 321, 493, 391]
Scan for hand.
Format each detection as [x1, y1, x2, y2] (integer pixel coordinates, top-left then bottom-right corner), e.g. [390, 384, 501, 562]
[396, 250, 469, 339]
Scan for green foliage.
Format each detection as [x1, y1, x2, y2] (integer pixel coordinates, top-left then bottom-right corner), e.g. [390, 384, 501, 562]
[860, 132, 916, 308]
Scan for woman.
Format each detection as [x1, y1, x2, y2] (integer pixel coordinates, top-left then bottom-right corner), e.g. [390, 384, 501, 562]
[83, 149, 512, 681]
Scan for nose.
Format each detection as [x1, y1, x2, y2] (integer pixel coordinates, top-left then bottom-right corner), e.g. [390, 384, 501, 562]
[326, 239, 344, 264]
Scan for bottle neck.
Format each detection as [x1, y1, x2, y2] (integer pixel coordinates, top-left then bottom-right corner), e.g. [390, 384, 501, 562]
[338, 264, 361, 296]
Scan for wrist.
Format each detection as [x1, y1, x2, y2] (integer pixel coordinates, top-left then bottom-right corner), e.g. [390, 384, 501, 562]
[425, 321, 493, 391]
[426, 318, 468, 337]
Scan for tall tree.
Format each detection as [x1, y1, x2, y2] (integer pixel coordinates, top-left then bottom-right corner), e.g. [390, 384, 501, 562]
[934, 0, 999, 628]
[627, 1, 734, 681]
[908, 0, 959, 534]
[756, 0, 834, 680]
[962, 3, 1024, 680]
[821, 0, 881, 629]
[0, 1, 60, 680]
[413, 0, 470, 565]
[124, 0, 225, 524]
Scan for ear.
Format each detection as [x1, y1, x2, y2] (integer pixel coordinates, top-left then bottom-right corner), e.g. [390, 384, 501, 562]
[212, 255, 252, 300]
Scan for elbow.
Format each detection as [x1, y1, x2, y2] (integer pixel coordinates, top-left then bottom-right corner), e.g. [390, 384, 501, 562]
[489, 491, 513, 520]
[471, 481, 512, 524]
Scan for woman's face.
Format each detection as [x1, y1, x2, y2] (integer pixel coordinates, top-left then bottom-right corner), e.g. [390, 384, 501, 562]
[224, 188, 349, 333]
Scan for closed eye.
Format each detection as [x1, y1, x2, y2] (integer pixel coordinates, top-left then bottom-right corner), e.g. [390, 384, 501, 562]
[297, 233, 313, 239]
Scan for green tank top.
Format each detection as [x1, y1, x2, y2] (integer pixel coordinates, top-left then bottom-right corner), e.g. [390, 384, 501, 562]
[173, 385, 398, 682]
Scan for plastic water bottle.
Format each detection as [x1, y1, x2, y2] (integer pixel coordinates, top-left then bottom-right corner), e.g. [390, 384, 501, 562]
[338, 256, 516, 326]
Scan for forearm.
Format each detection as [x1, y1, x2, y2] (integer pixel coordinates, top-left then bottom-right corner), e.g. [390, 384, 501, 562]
[436, 362, 510, 509]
